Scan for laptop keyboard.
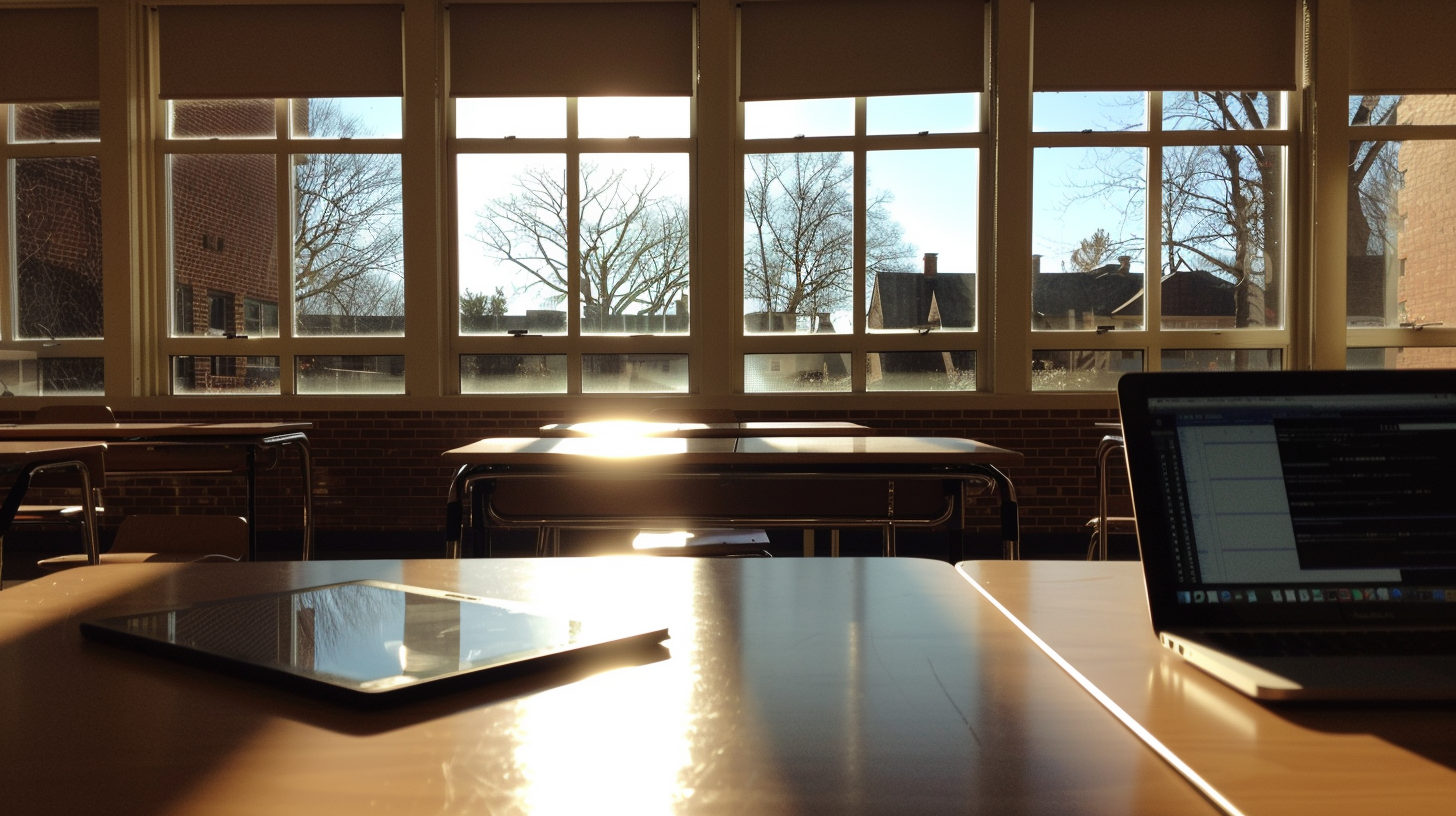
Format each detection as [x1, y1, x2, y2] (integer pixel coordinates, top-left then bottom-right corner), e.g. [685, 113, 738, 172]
[1197, 629, 1456, 657]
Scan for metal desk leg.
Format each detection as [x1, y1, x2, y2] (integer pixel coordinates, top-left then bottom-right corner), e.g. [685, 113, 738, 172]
[1095, 435, 1125, 562]
[296, 440, 314, 561]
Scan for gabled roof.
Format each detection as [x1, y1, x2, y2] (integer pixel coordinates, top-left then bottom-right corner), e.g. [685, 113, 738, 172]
[871, 272, 975, 329]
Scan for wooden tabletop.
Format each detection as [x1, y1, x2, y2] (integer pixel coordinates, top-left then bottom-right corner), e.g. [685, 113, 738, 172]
[0, 439, 107, 461]
[444, 434, 1024, 469]
[0, 558, 1212, 815]
[0, 421, 311, 440]
[539, 420, 874, 437]
[957, 560, 1456, 815]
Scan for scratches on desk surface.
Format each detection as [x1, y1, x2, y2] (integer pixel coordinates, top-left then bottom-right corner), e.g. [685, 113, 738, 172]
[927, 657, 981, 745]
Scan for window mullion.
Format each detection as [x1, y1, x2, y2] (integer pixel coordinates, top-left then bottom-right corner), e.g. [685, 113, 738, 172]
[1146, 91, 1164, 368]
[276, 101, 296, 394]
[565, 97, 581, 393]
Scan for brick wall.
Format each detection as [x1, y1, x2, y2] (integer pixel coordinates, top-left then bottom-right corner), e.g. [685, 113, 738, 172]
[0, 407, 1126, 554]
[1395, 97, 1456, 367]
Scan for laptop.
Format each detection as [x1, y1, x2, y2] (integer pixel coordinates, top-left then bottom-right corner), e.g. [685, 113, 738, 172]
[1118, 368, 1456, 700]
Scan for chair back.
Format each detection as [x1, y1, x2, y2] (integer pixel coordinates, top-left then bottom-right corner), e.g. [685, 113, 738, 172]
[109, 514, 248, 560]
[28, 405, 116, 424]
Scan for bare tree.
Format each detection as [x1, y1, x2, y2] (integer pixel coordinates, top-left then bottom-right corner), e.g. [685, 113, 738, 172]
[743, 152, 914, 325]
[1066, 228, 1118, 272]
[1063, 92, 1283, 327]
[469, 161, 690, 327]
[293, 101, 404, 325]
[13, 157, 104, 339]
[1348, 95, 1404, 257]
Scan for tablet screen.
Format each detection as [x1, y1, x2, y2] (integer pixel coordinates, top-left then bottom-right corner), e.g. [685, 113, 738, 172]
[82, 580, 668, 703]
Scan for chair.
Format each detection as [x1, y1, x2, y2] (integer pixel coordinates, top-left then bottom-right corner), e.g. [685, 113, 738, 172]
[6, 406, 116, 556]
[1086, 434, 1136, 560]
[37, 514, 248, 570]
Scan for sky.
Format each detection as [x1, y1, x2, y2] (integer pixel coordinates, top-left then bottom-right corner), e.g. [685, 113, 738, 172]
[332, 92, 1166, 321]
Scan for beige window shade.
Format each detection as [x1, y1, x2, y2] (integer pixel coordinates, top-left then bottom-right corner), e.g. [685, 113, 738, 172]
[739, 0, 985, 101]
[158, 4, 403, 100]
[1033, 0, 1299, 91]
[1350, 0, 1456, 94]
[449, 3, 694, 97]
[0, 8, 99, 103]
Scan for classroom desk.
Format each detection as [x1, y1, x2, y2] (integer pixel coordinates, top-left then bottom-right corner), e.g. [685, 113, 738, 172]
[539, 420, 873, 437]
[0, 557, 1218, 815]
[0, 440, 106, 568]
[444, 435, 1023, 560]
[0, 422, 313, 561]
[957, 560, 1456, 815]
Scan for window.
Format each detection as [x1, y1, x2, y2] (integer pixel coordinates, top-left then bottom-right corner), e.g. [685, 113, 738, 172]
[1026, 0, 1298, 390]
[738, 0, 986, 393]
[1, 7, 104, 394]
[450, 2, 695, 394]
[156, 3, 404, 395]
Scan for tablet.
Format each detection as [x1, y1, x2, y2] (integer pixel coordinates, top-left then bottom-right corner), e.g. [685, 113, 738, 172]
[80, 580, 669, 707]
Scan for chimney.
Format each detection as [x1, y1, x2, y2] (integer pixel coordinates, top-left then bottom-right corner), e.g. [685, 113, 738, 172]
[923, 252, 938, 276]
[1032, 254, 1042, 275]
[1118, 255, 1131, 274]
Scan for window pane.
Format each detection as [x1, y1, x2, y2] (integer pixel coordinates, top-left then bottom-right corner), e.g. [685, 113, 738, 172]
[296, 355, 404, 395]
[866, 351, 975, 391]
[865, 149, 976, 333]
[1033, 92, 1146, 133]
[744, 98, 854, 140]
[1159, 349, 1282, 371]
[579, 97, 689, 138]
[744, 152, 853, 335]
[580, 153, 690, 335]
[867, 93, 978, 136]
[459, 153, 569, 336]
[744, 353, 850, 393]
[1162, 144, 1284, 329]
[293, 152, 404, 336]
[1032, 147, 1146, 330]
[11, 102, 99, 143]
[169, 99, 274, 139]
[0, 352, 37, 396]
[1030, 349, 1143, 392]
[582, 353, 687, 393]
[460, 354, 567, 394]
[13, 157, 103, 339]
[1348, 138, 1456, 329]
[1163, 91, 1284, 130]
[1349, 95, 1456, 127]
[39, 357, 103, 396]
[291, 97, 401, 139]
[169, 154, 278, 337]
[1348, 347, 1456, 369]
[171, 355, 280, 395]
[456, 98, 565, 139]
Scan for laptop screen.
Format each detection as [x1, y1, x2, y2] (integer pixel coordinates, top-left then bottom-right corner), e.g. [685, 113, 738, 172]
[1120, 371, 1456, 623]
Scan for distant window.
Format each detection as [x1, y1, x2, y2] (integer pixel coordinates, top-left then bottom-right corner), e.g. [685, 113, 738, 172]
[207, 291, 234, 334]
[243, 298, 278, 336]
[174, 284, 194, 334]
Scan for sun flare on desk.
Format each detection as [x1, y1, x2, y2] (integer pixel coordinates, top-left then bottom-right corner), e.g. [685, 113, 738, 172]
[568, 420, 708, 437]
[552, 435, 689, 458]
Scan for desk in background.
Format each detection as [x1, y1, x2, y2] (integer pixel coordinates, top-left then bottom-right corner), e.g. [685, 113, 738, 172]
[444, 435, 1022, 560]
[958, 560, 1456, 815]
[0, 557, 1217, 815]
[539, 420, 873, 437]
[0, 422, 312, 560]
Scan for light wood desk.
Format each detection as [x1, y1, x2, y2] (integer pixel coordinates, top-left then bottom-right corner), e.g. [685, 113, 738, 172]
[0, 422, 312, 560]
[958, 560, 1456, 815]
[539, 420, 874, 437]
[444, 435, 1023, 559]
[0, 557, 1215, 815]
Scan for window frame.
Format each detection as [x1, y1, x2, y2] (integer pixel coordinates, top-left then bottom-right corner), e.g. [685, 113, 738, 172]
[448, 96, 697, 396]
[1025, 90, 1297, 390]
[155, 97, 405, 396]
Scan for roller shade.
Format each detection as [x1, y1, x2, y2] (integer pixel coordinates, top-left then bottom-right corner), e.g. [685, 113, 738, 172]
[0, 8, 99, 103]
[450, 3, 694, 97]
[740, 0, 984, 101]
[1033, 0, 1300, 92]
[158, 4, 403, 100]
[1350, 0, 1456, 94]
